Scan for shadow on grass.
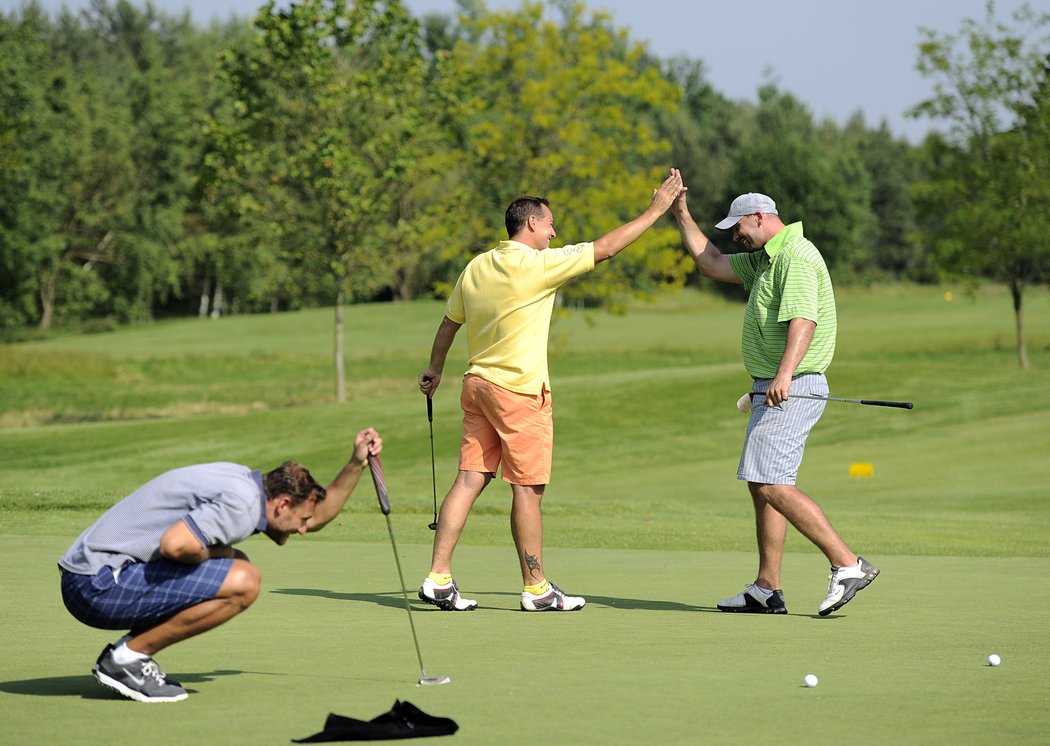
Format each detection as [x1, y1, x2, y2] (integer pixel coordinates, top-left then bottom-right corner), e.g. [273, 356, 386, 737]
[273, 587, 717, 613]
[272, 587, 501, 611]
[0, 669, 250, 699]
[585, 595, 716, 612]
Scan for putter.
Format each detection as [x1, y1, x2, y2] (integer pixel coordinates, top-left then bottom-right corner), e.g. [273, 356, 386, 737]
[426, 395, 438, 531]
[367, 453, 451, 686]
[737, 391, 914, 413]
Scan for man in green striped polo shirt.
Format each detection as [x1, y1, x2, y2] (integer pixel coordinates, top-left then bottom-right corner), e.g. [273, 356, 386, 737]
[670, 171, 879, 617]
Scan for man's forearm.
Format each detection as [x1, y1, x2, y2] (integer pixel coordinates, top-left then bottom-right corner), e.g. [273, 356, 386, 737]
[427, 316, 461, 374]
[676, 210, 723, 278]
[593, 207, 663, 263]
[309, 459, 366, 532]
[777, 318, 816, 379]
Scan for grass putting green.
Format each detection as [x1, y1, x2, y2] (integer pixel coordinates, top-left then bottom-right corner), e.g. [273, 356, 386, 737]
[4, 536, 1048, 744]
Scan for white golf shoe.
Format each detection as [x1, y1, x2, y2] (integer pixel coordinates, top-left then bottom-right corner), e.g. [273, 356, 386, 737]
[818, 556, 879, 616]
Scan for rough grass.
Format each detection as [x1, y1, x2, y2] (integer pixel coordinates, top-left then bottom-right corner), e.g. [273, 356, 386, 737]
[1, 284, 1048, 557]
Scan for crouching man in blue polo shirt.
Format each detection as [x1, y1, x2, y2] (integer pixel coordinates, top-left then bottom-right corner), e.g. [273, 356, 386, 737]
[58, 427, 382, 703]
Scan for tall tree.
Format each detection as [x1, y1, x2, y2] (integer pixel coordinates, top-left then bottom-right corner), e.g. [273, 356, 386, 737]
[841, 116, 927, 281]
[909, 1, 1050, 367]
[208, 0, 429, 400]
[0, 6, 137, 331]
[428, 0, 691, 307]
[0, 1, 229, 331]
[723, 84, 877, 279]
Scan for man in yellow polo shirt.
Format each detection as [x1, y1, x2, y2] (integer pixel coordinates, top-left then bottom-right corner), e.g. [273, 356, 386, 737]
[670, 171, 879, 617]
[417, 170, 684, 612]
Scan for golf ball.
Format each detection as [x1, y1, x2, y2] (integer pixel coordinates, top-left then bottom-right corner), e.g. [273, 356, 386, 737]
[988, 654, 1001, 667]
[803, 674, 819, 688]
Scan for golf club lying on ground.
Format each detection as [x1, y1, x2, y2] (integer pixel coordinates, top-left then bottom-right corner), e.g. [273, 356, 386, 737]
[426, 394, 438, 531]
[367, 453, 451, 686]
[736, 391, 914, 413]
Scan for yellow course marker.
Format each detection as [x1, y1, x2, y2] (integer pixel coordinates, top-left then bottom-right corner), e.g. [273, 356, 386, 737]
[849, 462, 874, 478]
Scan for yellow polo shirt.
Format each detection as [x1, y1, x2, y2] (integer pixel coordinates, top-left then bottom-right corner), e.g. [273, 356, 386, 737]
[446, 240, 595, 394]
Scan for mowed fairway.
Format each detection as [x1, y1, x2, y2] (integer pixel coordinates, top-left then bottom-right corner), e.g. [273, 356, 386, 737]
[1, 284, 1048, 744]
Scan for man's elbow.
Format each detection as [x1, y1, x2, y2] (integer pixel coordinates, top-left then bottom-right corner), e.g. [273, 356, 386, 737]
[592, 242, 615, 264]
[159, 534, 205, 563]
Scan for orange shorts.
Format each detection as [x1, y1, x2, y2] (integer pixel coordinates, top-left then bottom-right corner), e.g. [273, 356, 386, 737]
[458, 374, 553, 485]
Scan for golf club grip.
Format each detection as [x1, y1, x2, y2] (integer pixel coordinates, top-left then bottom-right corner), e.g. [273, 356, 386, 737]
[427, 395, 433, 422]
[860, 399, 914, 409]
[367, 453, 391, 515]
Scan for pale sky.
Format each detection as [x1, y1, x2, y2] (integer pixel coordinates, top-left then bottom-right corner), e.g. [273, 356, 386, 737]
[6, 0, 1041, 143]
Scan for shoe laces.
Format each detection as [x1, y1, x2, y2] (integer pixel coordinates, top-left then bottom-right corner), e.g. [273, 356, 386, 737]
[140, 660, 167, 686]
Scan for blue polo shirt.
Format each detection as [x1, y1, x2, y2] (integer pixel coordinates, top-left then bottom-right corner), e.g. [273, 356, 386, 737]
[59, 463, 268, 575]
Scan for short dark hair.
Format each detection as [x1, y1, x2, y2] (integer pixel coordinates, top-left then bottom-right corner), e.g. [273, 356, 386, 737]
[505, 196, 549, 238]
[263, 461, 326, 506]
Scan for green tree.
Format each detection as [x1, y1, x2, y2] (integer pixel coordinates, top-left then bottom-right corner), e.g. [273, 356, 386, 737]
[909, 1, 1050, 367]
[841, 117, 927, 281]
[429, 0, 691, 307]
[724, 84, 877, 279]
[659, 56, 741, 224]
[79, 1, 218, 322]
[0, 5, 136, 331]
[0, 1, 229, 331]
[208, 0, 429, 400]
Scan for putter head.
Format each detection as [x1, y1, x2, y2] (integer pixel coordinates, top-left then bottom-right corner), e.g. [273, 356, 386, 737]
[418, 675, 451, 686]
[428, 521, 438, 531]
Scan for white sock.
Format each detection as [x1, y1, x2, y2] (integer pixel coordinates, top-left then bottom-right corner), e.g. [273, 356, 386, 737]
[751, 584, 773, 597]
[112, 642, 149, 665]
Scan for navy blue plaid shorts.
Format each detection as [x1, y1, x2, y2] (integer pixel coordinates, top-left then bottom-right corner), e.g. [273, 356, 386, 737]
[60, 557, 233, 630]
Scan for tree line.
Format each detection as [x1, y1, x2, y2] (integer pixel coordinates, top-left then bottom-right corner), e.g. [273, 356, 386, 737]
[1, 0, 1047, 365]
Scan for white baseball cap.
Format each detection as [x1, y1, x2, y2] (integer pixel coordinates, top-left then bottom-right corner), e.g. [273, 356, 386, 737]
[715, 193, 778, 230]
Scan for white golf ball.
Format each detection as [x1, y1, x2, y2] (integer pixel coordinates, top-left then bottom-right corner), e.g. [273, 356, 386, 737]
[988, 654, 1001, 667]
[803, 674, 819, 688]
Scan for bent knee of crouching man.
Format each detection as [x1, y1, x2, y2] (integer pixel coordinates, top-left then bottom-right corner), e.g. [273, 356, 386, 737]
[220, 559, 262, 609]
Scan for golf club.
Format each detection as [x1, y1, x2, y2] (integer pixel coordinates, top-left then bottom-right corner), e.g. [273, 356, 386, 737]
[737, 391, 914, 413]
[426, 394, 438, 531]
[367, 453, 451, 687]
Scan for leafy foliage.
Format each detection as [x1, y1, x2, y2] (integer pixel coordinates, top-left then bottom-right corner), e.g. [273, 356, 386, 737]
[909, 1, 1050, 366]
[1, 0, 1047, 347]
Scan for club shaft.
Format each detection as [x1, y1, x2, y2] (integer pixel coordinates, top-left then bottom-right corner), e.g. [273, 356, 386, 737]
[428, 402, 438, 523]
[385, 514, 428, 677]
[749, 392, 913, 409]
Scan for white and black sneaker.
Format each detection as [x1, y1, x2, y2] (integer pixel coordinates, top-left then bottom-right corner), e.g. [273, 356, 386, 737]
[717, 583, 787, 614]
[818, 556, 879, 616]
[520, 581, 585, 612]
[93, 645, 188, 703]
[418, 577, 478, 611]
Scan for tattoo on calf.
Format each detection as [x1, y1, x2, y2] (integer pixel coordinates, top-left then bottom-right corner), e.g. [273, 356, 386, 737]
[524, 552, 541, 579]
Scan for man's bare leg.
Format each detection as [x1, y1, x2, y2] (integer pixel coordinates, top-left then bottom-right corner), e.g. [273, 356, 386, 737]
[749, 482, 788, 590]
[128, 558, 261, 656]
[429, 470, 491, 574]
[510, 483, 545, 585]
[750, 482, 856, 568]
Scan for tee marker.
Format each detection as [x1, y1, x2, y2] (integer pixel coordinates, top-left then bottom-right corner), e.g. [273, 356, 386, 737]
[849, 462, 874, 478]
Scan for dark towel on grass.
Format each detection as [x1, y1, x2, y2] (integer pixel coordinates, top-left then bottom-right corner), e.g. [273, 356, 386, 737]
[293, 700, 458, 742]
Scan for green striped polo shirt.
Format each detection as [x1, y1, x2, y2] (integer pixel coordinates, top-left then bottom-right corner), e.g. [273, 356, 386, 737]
[726, 222, 836, 379]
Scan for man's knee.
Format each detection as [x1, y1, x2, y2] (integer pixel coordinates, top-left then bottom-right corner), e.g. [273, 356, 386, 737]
[219, 559, 261, 609]
[750, 482, 797, 508]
